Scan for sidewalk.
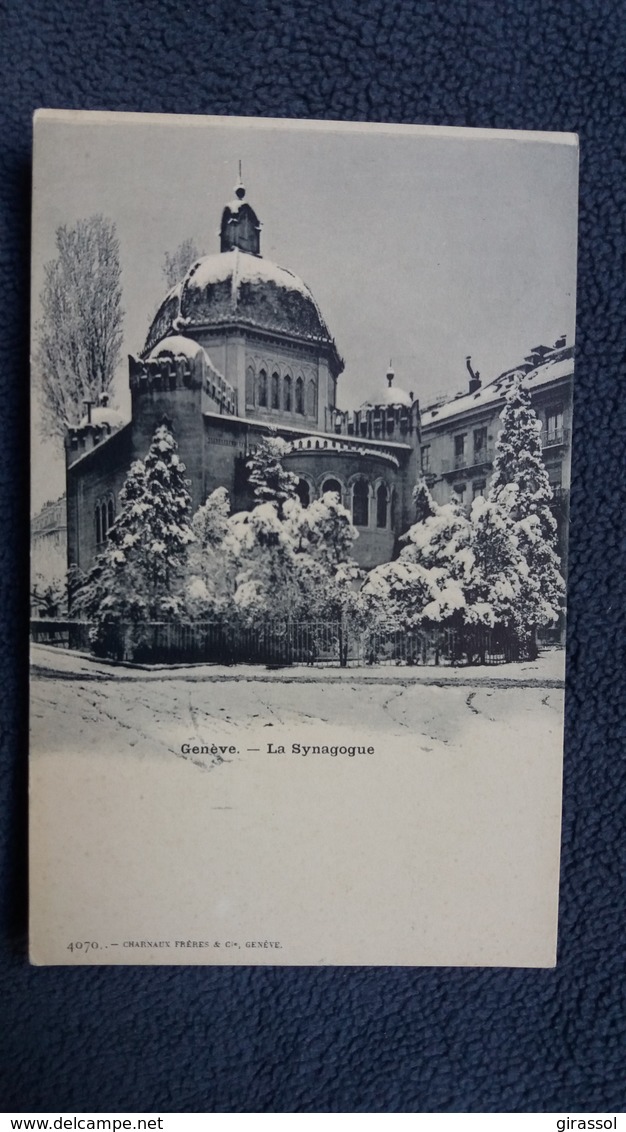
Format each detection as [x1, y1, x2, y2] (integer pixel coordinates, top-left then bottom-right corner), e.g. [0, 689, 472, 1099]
[30, 642, 566, 688]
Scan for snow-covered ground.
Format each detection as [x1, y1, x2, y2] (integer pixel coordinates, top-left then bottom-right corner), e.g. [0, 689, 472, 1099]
[30, 642, 565, 687]
[31, 667, 565, 764]
[30, 650, 565, 967]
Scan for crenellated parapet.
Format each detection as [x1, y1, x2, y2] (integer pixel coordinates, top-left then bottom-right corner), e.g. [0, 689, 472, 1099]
[203, 369, 238, 415]
[129, 348, 238, 415]
[329, 399, 421, 445]
[65, 414, 126, 466]
[129, 350, 203, 394]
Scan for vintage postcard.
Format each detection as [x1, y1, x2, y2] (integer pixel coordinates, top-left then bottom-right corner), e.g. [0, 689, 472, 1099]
[29, 111, 578, 966]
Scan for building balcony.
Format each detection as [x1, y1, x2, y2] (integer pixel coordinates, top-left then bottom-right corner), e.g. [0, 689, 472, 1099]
[440, 449, 495, 475]
[542, 428, 570, 449]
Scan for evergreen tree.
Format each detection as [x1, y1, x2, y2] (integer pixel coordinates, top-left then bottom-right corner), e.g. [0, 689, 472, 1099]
[412, 477, 437, 523]
[285, 492, 358, 570]
[135, 424, 195, 615]
[185, 488, 233, 618]
[246, 434, 299, 516]
[401, 500, 473, 584]
[210, 491, 362, 627]
[490, 375, 555, 537]
[463, 497, 528, 632]
[489, 375, 565, 635]
[225, 503, 304, 623]
[362, 558, 464, 629]
[284, 494, 363, 621]
[363, 496, 470, 628]
[76, 425, 194, 654]
[190, 486, 230, 555]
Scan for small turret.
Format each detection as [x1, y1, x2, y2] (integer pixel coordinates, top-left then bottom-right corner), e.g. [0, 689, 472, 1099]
[219, 164, 262, 256]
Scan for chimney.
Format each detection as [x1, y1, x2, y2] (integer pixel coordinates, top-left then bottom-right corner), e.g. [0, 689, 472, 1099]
[466, 356, 481, 394]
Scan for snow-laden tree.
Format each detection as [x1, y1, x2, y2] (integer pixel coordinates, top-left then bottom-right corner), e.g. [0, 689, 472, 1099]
[412, 477, 437, 523]
[185, 489, 362, 628]
[185, 487, 233, 618]
[285, 493, 364, 622]
[401, 500, 473, 583]
[73, 459, 151, 651]
[31, 575, 67, 619]
[363, 498, 471, 628]
[362, 558, 465, 629]
[225, 502, 304, 623]
[285, 492, 358, 571]
[489, 376, 565, 632]
[463, 496, 529, 632]
[490, 375, 556, 537]
[76, 425, 194, 654]
[35, 215, 124, 442]
[246, 434, 299, 516]
[162, 238, 204, 289]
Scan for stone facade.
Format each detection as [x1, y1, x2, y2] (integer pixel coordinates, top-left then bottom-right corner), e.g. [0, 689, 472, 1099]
[31, 496, 67, 587]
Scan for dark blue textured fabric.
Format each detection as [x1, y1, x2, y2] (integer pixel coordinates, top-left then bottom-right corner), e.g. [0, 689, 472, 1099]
[2, 0, 625, 1113]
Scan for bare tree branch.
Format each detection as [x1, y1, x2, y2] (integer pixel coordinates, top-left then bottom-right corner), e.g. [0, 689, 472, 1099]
[34, 215, 125, 444]
[162, 238, 204, 289]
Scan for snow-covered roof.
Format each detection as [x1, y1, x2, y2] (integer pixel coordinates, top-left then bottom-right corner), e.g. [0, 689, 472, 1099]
[362, 385, 413, 409]
[147, 335, 209, 362]
[202, 411, 412, 451]
[79, 406, 126, 431]
[288, 434, 400, 468]
[421, 348, 574, 427]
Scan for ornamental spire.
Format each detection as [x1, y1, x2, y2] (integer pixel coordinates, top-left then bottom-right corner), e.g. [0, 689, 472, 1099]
[386, 359, 395, 388]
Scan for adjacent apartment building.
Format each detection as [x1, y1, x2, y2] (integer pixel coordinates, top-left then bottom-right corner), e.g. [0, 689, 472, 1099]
[420, 337, 573, 563]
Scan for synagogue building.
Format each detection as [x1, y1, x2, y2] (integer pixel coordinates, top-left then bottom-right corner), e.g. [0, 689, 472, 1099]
[62, 179, 572, 585]
[64, 180, 421, 576]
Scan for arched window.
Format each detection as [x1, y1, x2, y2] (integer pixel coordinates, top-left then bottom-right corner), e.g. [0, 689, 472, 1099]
[322, 478, 342, 501]
[258, 369, 268, 407]
[295, 376, 304, 415]
[95, 503, 102, 545]
[271, 371, 280, 409]
[107, 497, 115, 533]
[245, 365, 255, 406]
[352, 479, 369, 527]
[307, 379, 317, 418]
[376, 484, 388, 528]
[390, 488, 397, 531]
[283, 374, 292, 412]
[296, 479, 310, 507]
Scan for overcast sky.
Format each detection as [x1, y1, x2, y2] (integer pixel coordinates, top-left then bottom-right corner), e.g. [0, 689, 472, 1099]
[31, 113, 579, 513]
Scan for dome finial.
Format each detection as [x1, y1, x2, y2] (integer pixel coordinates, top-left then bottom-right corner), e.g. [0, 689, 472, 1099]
[235, 160, 245, 200]
[386, 358, 394, 388]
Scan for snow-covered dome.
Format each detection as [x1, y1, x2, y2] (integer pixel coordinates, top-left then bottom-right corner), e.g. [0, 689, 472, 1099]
[143, 249, 334, 357]
[361, 368, 413, 409]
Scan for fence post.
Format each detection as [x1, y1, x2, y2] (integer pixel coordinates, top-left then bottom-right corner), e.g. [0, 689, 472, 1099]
[339, 617, 348, 668]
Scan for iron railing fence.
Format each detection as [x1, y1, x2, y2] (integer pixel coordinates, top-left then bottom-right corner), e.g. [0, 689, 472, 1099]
[31, 618, 527, 667]
[30, 619, 93, 652]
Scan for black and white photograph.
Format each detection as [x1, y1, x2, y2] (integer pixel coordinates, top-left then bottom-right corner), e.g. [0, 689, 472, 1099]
[29, 111, 578, 967]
